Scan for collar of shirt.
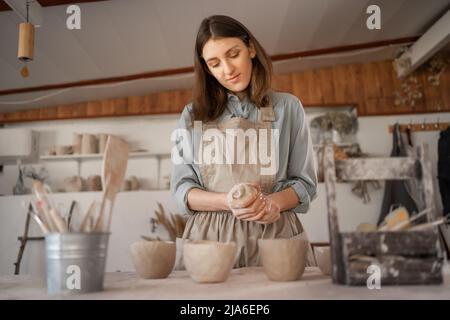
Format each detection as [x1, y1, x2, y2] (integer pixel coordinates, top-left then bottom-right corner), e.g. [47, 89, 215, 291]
[226, 92, 253, 119]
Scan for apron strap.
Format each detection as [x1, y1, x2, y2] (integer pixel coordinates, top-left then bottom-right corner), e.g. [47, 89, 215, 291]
[257, 102, 276, 194]
[257, 105, 275, 122]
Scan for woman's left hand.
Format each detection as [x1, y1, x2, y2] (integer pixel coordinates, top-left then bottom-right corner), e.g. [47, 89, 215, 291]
[244, 195, 281, 224]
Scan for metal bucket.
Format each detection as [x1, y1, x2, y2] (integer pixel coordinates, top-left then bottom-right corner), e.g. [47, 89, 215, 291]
[45, 232, 109, 295]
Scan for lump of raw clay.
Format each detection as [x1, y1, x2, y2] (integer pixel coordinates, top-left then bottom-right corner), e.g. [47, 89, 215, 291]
[227, 183, 258, 209]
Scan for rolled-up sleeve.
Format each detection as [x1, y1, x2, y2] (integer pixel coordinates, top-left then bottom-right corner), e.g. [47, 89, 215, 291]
[170, 105, 205, 215]
[273, 97, 318, 213]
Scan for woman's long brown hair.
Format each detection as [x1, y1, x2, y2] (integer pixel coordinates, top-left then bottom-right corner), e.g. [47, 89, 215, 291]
[192, 15, 273, 122]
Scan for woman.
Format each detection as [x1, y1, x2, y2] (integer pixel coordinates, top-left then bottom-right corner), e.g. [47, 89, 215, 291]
[171, 15, 317, 267]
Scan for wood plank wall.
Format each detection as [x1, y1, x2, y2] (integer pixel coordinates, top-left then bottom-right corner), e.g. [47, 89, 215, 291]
[272, 60, 450, 115]
[1, 59, 449, 123]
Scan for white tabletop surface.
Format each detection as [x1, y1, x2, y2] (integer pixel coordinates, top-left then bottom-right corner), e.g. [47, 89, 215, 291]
[1, 265, 450, 300]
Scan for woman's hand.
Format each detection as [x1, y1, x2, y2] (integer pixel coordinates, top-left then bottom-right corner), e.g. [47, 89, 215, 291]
[244, 187, 301, 223]
[245, 195, 281, 224]
[229, 184, 266, 220]
[230, 185, 281, 224]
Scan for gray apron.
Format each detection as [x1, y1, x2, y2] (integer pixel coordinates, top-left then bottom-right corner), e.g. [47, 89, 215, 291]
[182, 104, 316, 267]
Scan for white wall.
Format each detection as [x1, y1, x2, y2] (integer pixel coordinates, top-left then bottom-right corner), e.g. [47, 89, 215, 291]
[0, 111, 449, 276]
[0, 114, 179, 194]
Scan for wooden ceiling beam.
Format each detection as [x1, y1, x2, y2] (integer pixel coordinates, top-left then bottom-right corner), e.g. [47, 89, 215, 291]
[0, 0, 10, 11]
[0, 0, 109, 12]
[38, 0, 110, 7]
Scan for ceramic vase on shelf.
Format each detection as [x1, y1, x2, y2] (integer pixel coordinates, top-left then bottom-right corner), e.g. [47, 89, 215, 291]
[98, 134, 108, 154]
[81, 134, 97, 154]
[73, 133, 82, 154]
[13, 165, 29, 195]
[63, 176, 83, 193]
[87, 175, 102, 191]
[130, 176, 140, 191]
[121, 179, 131, 192]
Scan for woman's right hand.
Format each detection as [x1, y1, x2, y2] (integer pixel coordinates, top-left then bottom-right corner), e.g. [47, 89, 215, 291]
[229, 185, 267, 220]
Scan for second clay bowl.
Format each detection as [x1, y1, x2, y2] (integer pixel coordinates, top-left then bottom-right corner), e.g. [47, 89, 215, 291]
[183, 240, 236, 283]
[258, 238, 308, 281]
[314, 245, 332, 276]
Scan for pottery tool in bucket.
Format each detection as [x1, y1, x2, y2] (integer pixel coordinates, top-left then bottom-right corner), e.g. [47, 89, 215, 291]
[32, 180, 68, 233]
[29, 135, 128, 295]
[30, 180, 110, 295]
[94, 135, 129, 232]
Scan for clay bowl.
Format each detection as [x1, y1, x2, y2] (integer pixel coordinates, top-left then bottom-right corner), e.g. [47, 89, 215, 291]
[258, 238, 308, 281]
[314, 246, 331, 276]
[63, 176, 83, 192]
[129, 240, 176, 279]
[183, 240, 236, 283]
[55, 145, 73, 155]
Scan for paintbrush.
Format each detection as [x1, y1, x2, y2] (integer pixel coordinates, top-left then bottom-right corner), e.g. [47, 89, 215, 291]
[29, 202, 50, 235]
[389, 208, 432, 231]
[408, 216, 450, 231]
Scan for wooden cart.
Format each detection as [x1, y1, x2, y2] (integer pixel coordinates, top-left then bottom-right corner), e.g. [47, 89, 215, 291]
[323, 142, 445, 285]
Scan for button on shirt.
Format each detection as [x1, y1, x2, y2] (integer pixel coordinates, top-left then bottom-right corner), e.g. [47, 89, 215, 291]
[170, 91, 318, 215]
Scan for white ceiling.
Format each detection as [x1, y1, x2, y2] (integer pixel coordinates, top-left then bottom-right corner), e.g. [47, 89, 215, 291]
[0, 0, 449, 112]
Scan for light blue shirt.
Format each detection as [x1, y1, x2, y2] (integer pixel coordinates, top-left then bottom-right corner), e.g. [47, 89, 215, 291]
[170, 91, 318, 215]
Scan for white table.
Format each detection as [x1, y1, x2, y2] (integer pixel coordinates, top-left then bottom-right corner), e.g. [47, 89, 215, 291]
[1, 266, 450, 300]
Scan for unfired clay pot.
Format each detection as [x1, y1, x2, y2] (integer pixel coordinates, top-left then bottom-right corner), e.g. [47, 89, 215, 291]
[46, 146, 56, 156]
[121, 179, 131, 191]
[63, 176, 83, 192]
[81, 134, 97, 154]
[73, 133, 82, 154]
[55, 145, 73, 155]
[87, 175, 102, 191]
[98, 133, 108, 153]
[129, 176, 140, 191]
[183, 240, 236, 283]
[258, 238, 308, 281]
[314, 246, 331, 276]
[129, 240, 176, 279]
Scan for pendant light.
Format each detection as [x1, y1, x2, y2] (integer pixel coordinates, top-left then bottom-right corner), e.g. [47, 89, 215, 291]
[18, 1, 34, 78]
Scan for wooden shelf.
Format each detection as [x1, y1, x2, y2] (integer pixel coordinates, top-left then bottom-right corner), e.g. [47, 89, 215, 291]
[39, 152, 171, 189]
[40, 151, 170, 161]
[313, 142, 357, 149]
